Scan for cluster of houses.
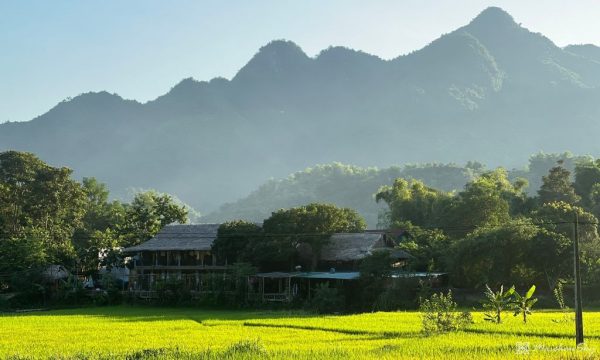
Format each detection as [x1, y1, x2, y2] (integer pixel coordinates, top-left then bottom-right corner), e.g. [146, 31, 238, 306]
[120, 224, 446, 302]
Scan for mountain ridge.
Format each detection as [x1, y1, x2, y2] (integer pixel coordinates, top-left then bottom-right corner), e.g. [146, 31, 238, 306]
[2, 7, 600, 215]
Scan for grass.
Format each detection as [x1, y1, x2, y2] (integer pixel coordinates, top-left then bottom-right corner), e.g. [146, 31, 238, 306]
[0, 306, 599, 359]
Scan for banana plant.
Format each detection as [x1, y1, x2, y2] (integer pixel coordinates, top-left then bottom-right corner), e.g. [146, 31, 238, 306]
[513, 285, 538, 324]
[482, 284, 515, 324]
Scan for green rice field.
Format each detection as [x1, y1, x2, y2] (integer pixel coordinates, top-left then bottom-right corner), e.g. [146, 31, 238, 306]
[0, 306, 598, 359]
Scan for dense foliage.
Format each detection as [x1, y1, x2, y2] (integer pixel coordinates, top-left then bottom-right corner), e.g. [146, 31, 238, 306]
[376, 161, 600, 291]
[205, 153, 587, 228]
[213, 203, 366, 271]
[0, 151, 188, 306]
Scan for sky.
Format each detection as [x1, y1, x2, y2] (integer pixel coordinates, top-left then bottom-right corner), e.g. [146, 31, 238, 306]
[1, 0, 600, 123]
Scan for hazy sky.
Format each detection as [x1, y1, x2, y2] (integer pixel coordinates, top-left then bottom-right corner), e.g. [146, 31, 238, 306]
[2, 0, 600, 123]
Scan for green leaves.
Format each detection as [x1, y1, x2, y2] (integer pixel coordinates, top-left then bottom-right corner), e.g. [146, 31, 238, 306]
[262, 203, 366, 270]
[420, 290, 473, 335]
[482, 284, 515, 324]
[513, 285, 538, 323]
[482, 284, 538, 324]
[119, 191, 188, 247]
[0, 151, 86, 265]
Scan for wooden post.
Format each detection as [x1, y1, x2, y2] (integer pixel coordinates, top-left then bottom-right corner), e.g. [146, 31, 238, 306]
[573, 213, 584, 346]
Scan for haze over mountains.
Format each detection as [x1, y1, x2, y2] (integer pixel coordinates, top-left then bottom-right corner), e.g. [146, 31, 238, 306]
[2, 7, 600, 218]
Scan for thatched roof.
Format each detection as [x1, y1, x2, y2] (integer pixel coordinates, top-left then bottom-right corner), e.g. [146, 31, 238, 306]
[122, 224, 220, 252]
[320, 233, 390, 261]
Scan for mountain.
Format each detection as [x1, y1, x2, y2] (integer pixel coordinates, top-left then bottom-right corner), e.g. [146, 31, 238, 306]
[201, 152, 586, 227]
[2, 7, 600, 215]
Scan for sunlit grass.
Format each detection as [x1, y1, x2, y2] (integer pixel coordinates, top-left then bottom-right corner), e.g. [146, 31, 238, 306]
[0, 306, 598, 359]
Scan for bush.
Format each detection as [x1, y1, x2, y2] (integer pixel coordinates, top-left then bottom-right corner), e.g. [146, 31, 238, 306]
[55, 276, 90, 306]
[308, 283, 344, 314]
[420, 290, 472, 335]
[373, 278, 421, 311]
[100, 273, 123, 305]
[155, 279, 191, 306]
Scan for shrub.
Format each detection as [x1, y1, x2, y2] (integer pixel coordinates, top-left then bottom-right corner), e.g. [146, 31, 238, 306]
[373, 278, 421, 311]
[308, 283, 344, 314]
[513, 285, 538, 323]
[552, 281, 573, 323]
[419, 290, 472, 335]
[481, 284, 514, 324]
[155, 279, 191, 306]
[100, 273, 123, 305]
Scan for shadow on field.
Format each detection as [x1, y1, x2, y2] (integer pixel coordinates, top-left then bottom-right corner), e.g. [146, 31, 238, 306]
[462, 328, 600, 340]
[3, 306, 323, 324]
[243, 321, 421, 339]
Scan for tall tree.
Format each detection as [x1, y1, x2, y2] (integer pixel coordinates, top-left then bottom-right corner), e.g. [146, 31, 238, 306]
[452, 219, 539, 288]
[449, 169, 524, 236]
[574, 159, 600, 207]
[212, 220, 262, 264]
[0, 151, 86, 264]
[538, 164, 580, 205]
[119, 191, 188, 246]
[376, 179, 452, 228]
[262, 203, 366, 270]
[73, 178, 125, 274]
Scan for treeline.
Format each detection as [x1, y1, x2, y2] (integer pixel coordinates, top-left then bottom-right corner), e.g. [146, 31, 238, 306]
[203, 152, 588, 227]
[376, 162, 600, 291]
[0, 151, 189, 307]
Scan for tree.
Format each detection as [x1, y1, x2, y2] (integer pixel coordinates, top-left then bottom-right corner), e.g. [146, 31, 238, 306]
[357, 250, 395, 311]
[262, 203, 366, 270]
[449, 169, 523, 235]
[452, 219, 539, 288]
[394, 223, 451, 272]
[538, 164, 580, 205]
[0, 151, 86, 265]
[574, 159, 600, 207]
[212, 220, 262, 264]
[73, 178, 125, 274]
[376, 179, 452, 228]
[532, 201, 600, 285]
[119, 191, 188, 246]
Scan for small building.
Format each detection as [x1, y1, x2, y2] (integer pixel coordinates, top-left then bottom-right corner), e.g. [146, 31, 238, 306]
[122, 224, 224, 297]
[319, 232, 412, 271]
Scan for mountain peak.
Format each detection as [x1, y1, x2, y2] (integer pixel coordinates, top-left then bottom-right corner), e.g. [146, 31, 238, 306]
[467, 7, 519, 31]
[233, 40, 310, 83]
[257, 40, 306, 57]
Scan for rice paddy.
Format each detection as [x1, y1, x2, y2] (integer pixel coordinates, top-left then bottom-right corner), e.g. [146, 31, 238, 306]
[1, 306, 599, 359]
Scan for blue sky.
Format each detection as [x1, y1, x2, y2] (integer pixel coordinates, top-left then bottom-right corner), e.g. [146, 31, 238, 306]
[2, 0, 600, 123]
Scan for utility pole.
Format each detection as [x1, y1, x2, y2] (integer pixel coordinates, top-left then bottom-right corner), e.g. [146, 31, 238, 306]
[573, 212, 584, 346]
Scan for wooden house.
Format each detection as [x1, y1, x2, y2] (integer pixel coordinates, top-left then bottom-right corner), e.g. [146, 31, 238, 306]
[252, 231, 414, 302]
[122, 224, 224, 297]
